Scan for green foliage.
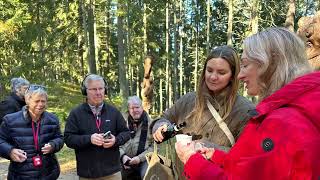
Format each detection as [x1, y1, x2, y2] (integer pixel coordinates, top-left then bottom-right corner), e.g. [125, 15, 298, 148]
[0, 0, 317, 114]
[46, 82, 84, 128]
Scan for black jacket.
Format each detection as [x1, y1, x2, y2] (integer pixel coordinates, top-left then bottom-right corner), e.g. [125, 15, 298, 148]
[64, 102, 130, 178]
[0, 93, 26, 124]
[0, 107, 64, 180]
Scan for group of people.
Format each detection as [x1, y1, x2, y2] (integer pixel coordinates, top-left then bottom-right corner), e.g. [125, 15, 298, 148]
[0, 26, 319, 180]
[0, 75, 152, 179]
[154, 27, 320, 179]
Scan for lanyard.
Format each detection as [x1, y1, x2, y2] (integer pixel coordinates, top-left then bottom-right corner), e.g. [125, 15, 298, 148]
[94, 113, 101, 132]
[31, 120, 41, 151]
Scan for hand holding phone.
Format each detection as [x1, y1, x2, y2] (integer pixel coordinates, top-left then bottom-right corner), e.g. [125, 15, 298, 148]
[124, 159, 131, 166]
[103, 131, 112, 139]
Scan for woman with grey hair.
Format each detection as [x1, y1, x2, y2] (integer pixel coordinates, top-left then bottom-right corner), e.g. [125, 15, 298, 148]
[0, 77, 30, 122]
[0, 84, 64, 179]
[175, 27, 320, 179]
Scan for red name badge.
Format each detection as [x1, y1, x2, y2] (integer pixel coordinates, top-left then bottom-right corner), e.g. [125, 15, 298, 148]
[32, 155, 42, 167]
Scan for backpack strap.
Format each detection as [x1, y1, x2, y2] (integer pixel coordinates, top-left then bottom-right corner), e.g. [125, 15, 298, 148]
[207, 100, 235, 146]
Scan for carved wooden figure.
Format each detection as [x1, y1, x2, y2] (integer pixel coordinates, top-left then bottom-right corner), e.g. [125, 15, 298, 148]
[297, 11, 320, 70]
[141, 55, 154, 113]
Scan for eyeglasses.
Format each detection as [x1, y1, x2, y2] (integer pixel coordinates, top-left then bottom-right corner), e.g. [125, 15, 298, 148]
[87, 87, 105, 92]
[27, 84, 47, 92]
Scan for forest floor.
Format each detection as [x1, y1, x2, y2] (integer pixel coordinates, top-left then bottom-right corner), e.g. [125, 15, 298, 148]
[0, 157, 78, 179]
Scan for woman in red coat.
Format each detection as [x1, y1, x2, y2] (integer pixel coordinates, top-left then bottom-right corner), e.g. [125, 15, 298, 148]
[176, 27, 320, 180]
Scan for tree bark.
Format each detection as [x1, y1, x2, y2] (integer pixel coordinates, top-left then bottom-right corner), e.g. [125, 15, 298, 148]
[117, 1, 129, 105]
[87, 0, 97, 74]
[227, 0, 233, 45]
[165, 2, 170, 108]
[206, 0, 211, 52]
[143, 3, 147, 55]
[173, 4, 178, 101]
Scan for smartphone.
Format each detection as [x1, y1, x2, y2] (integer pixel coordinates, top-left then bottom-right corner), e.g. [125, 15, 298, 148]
[124, 159, 131, 166]
[103, 131, 112, 139]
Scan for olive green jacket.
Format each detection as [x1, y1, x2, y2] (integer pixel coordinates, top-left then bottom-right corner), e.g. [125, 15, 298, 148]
[153, 92, 255, 180]
[119, 112, 154, 162]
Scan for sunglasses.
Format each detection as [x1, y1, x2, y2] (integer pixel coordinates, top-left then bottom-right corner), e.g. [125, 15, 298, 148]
[27, 84, 47, 92]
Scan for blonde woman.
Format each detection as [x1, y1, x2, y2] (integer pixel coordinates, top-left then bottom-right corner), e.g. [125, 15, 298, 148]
[176, 27, 320, 179]
[153, 45, 255, 180]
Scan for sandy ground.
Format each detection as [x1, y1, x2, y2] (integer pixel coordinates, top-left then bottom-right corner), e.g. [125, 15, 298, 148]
[0, 158, 78, 180]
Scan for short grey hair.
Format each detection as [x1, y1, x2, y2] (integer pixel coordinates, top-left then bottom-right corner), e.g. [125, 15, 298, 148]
[127, 96, 142, 107]
[84, 74, 105, 88]
[25, 85, 48, 101]
[11, 77, 30, 93]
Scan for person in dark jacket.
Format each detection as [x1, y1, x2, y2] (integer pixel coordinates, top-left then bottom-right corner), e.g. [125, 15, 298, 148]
[176, 27, 320, 179]
[0, 84, 64, 180]
[0, 77, 30, 123]
[64, 74, 130, 180]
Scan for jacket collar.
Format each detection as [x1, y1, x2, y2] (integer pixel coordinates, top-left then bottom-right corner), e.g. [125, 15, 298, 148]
[10, 93, 26, 107]
[22, 106, 45, 122]
[83, 102, 106, 114]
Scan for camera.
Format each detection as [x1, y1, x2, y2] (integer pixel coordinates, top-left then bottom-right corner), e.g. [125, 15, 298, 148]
[103, 131, 112, 139]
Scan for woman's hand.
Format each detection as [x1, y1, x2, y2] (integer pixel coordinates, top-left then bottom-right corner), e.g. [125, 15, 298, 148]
[9, 148, 27, 163]
[41, 143, 53, 154]
[152, 124, 168, 143]
[175, 141, 197, 164]
[196, 145, 215, 160]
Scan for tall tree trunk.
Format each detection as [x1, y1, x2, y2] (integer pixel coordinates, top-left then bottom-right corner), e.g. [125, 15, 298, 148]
[165, 2, 170, 108]
[87, 0, 97, 74]
[36, 0, 45, 69]
[80, 0, 89, 75]
[173, 4, 178, 101]
[117, 1, 129, 107]
[194, 0, 199, 91]
[206, 0, 211, 53]
[284, 0, 295, 31]
[160, 71, 163, 113]
[78, 0, 85, 77]
[179, 0, 184, 98]
[227, 0, 233, 45]
[143, 3, 147, 55]
[126, 1, 131, 89]
[104, 0, 111, 80]
[251, 0, 260, 34]
[136, 66, 140, 98]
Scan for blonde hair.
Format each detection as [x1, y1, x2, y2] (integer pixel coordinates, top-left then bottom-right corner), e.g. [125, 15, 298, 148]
[243, 27, 312, 100]
[189, 45, 240, 124]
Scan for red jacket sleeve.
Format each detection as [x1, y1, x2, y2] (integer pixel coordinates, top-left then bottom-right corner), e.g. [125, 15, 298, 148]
[210, 149, 227, 165]
[183, 153, 228, 180]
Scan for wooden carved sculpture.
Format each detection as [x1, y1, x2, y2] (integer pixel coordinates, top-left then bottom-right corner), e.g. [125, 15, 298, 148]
[141, 55, 154, 113]
[297, 11, 320, 70]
